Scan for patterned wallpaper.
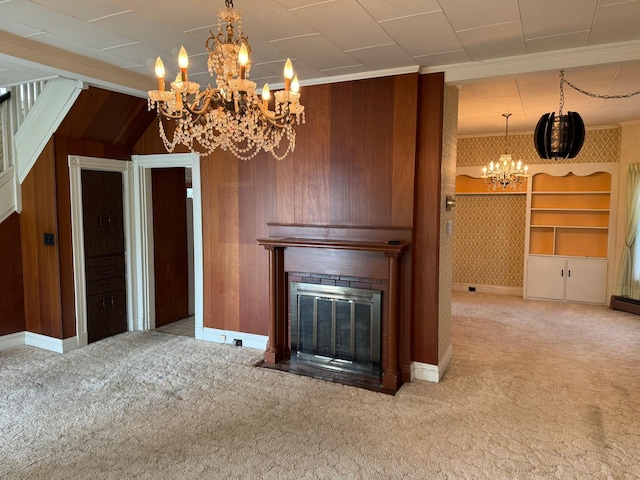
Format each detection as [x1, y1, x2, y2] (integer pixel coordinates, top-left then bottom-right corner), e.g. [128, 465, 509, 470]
[457, 127, 621, 167]
[454, 194, 527, 287]
[439, 85, 458, 362]
[454, 127, 620, 290]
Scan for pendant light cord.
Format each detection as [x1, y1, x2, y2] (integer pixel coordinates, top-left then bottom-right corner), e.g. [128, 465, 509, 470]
[560, 70, 640, 106]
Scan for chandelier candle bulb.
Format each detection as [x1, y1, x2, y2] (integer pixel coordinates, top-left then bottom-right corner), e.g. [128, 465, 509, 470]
[291, 75, 300, 94]
[262, 83, 270, 109]
[155, 57, 165, 91]
[178, 46, 189, 82]
[284, 58, 293, 91]
[238, 43, 248, 79]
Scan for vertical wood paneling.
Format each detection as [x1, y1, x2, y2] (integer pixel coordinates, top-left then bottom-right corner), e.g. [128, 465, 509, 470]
[20, 138, 63, 338]
[0, 213, 26, 335]
[412, 73, 445, 365]
[238, 154, 275, 335]
[392, 74, 419, 227]
[152, 168, 189, 327]
[134, 74, 426, 351]
[200, 151, 240, 331]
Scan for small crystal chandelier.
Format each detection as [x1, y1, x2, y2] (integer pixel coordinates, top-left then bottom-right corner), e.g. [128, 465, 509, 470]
[147, 0, 305, 161]
[482, 114, 528, 190]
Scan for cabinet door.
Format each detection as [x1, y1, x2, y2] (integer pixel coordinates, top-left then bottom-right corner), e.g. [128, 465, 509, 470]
[527, 256, 566, 300]
[565, 258, 608, 304]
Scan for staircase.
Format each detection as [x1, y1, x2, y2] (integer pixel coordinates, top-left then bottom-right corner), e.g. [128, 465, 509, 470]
[0, 78, 84, 223]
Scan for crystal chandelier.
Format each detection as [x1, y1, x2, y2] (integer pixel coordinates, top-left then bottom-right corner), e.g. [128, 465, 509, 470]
[482, 114, 528, 190]
[147, 0, 305, 161]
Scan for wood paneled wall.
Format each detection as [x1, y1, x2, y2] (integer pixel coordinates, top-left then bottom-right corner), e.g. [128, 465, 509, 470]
[0, 213, 26, 335]
[151, 168, 189, 327]
[412, 72, 445, 365]
[134, 73, 425, 339]
[20, 138, 63, 337]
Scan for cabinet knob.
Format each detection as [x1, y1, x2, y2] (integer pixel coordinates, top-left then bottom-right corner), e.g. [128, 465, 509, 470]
[561, 269, 564, 277]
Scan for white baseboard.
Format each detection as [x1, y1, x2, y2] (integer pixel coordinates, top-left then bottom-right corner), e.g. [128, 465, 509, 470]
[202, 327, 268, 351]
[412, 343, 453, 383]
[453, 283, 522, 296]
[24, 332, 79, 353]
[0, 332, 25, 351]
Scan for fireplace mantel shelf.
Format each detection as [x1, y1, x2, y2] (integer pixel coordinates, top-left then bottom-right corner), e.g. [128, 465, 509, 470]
[257, 237, 410, 254]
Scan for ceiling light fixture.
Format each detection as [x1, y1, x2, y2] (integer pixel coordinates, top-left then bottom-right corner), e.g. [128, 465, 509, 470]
[534, 70, 640, 160]
[534, 71, 584, 160]
[147, 0, 305, 161]
[482, 113, 528, 190]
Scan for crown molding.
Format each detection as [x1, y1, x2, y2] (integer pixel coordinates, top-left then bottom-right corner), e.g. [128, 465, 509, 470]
[0, 30, 151, 97]
[421, 39, 640, 83]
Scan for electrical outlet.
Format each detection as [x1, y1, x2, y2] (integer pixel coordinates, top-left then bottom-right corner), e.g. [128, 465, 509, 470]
[469, 286, 476, 292]
[233, 339, 242, 347]
[220, 335, 226, 342]
[44, 233, 55, 246]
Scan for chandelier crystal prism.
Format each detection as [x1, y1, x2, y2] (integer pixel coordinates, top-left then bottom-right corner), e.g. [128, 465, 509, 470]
[147, 0, 305, 161]
[482, 114, 528, 190]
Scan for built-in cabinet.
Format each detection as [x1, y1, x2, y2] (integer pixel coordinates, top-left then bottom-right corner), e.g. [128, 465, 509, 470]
[81, 170, 127, 343]
[525, 165, 617, 304]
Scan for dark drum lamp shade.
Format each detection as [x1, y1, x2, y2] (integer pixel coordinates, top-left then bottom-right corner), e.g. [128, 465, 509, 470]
[534, 111, 585, 160]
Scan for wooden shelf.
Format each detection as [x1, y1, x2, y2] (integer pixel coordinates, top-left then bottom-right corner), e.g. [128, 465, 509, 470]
[528, 171, 612, 258]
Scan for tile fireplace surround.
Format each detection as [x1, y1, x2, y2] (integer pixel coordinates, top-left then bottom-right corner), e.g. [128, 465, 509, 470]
[257, 224, 411, 394]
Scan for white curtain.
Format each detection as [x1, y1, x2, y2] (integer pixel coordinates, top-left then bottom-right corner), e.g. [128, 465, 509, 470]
[618, 163, 640, 297]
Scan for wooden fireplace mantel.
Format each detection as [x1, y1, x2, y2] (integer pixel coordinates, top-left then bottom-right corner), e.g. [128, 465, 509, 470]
[257, 230, 410, 393]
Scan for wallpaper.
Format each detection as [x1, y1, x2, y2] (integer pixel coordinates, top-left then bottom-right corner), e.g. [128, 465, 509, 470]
[457, 127, 621, 167]
[454, 127, 620, 290]
[454, 194, 527, 287]
[439, 85, 458, 361]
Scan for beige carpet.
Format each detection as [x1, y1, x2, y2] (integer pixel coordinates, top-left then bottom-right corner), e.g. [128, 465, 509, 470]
[1, 292, 639, 479]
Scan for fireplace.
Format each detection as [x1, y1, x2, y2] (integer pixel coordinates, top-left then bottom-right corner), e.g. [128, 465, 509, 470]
[290, 282, 381, 376]
[258, 224, 411, 393]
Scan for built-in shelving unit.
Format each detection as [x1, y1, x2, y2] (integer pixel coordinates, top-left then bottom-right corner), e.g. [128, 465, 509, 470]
[524, 166, 618, 305]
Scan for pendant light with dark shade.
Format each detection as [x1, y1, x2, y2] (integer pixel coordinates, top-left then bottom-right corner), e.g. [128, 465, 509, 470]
[534, 71, 585, 160]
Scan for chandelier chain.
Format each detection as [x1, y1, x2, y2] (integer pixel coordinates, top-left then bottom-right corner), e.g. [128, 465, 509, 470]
[560, 70, 640, 102]
[225, 0, 233, 7]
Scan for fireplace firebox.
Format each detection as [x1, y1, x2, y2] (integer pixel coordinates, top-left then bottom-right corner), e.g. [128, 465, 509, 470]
[290, 283, 381, 376]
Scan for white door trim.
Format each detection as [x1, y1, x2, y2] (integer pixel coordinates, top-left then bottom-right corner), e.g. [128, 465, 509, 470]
[131, 153, 204, 338]
[69, 156, 134, 349]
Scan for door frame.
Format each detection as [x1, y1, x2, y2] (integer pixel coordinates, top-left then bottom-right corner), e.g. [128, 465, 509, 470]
[131, 153, 204, 338]
[69, 156, 134, 348]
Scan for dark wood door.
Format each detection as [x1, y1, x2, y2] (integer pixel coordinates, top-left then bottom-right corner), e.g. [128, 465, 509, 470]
[82, 170, 127, 343]
[82, 170, 125, 258]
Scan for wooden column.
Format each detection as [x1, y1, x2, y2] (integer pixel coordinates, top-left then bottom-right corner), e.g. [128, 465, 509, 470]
[263, 245, 285, 364]
[382, 252, 400, 392]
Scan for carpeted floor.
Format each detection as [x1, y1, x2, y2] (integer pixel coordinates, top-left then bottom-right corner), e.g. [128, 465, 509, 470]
[1, 292, 639, 479]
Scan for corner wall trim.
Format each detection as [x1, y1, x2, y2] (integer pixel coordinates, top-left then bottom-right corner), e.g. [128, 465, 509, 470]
[202, 328, 268, 351]
[412, 343, 453, 383]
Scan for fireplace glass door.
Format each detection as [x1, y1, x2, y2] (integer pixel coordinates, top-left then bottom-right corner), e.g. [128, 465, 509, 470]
[290, 283, 381, 376]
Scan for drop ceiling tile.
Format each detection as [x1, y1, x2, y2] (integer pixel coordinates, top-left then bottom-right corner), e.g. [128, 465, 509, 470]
[438, 0, 521, 32]
[286, 0, 394, 51]
[457, 21, 526, 60]
[414, 49, 471, 67]
[346, 44, 416, 70]
[519, 0, 597, 39]
[590, 1, 640, 45]
[32, 0, 127, 21]
[112, 0, 216, 31]
[355, 0, 443, 22]
[270, 34, 361, 71]
[379, 10, 463, 58]
[525, 31, 590, 54]
[0, 16, 45, 37]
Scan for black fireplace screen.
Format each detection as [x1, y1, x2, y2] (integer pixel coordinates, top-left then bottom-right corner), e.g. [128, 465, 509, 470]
[290, 283, 381, 376]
